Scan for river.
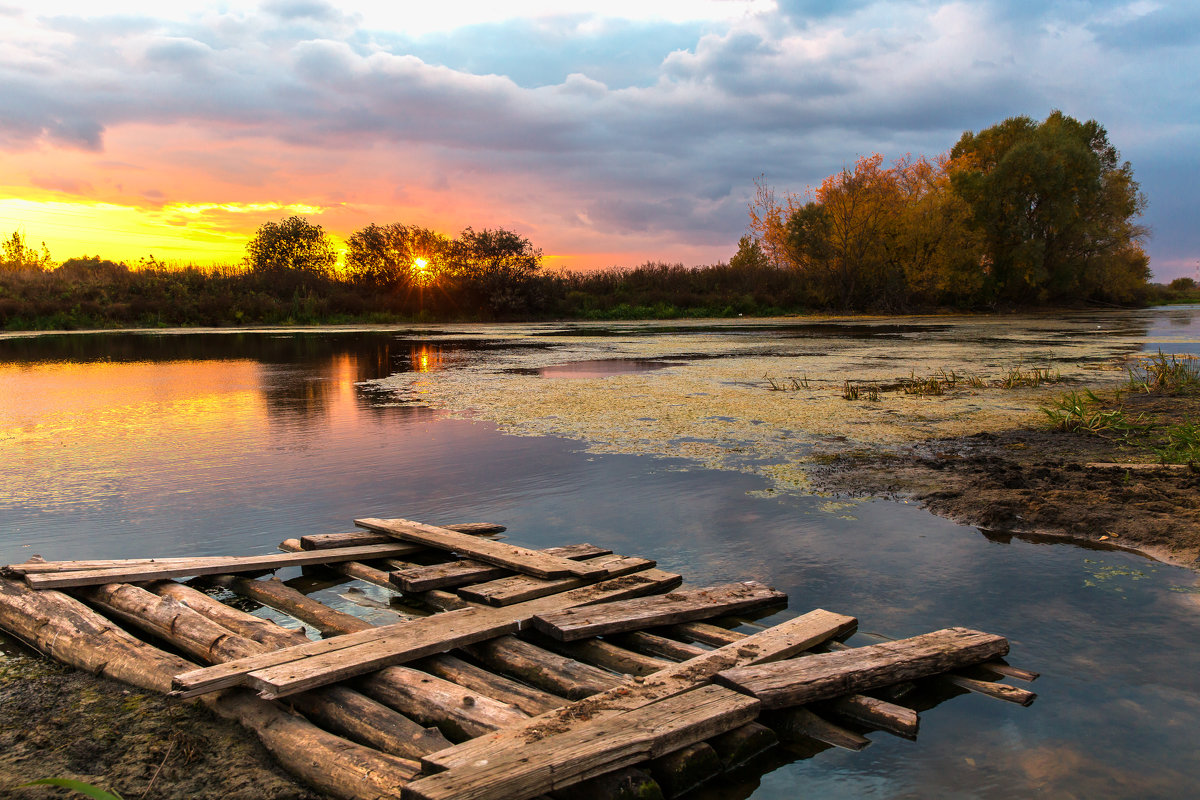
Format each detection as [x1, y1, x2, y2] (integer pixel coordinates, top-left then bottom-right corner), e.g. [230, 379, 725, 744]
[2, 307, 1199, 798]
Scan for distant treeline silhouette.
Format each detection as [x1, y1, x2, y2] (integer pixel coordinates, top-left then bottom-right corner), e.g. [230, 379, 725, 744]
[2, 112, 1192, 330]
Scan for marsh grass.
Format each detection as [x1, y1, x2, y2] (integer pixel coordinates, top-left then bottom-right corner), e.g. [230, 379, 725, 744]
[1155, 420, 1200, 464]
[17, 778, 124, 800]
[1001, 366, 1061, 389]
[1041, 390, 1144, 434]
[1127, 351, 1200, 394]
[842, 381, 881, 401]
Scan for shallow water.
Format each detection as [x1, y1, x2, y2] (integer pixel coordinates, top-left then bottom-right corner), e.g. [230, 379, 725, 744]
[2, 309, 1199, 798]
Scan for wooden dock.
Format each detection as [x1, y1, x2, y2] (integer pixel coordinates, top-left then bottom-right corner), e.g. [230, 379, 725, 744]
[0, 516, 1037, 800]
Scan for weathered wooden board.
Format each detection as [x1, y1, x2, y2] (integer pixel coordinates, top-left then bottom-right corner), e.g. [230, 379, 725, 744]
[20, 543, 437, 589]
[174, 567, 682, 699]
[403, 685, 761, 800]
[356, 518, 610, 579]
[423, 608, 856, 772]
[172, 607, 487, 697]
[715, 627, 1009, 709]
[459, 554, 655, 606]
[300, 523, 506, 551]
[392, 544, 611, 592]
[531, 582, 786, 641]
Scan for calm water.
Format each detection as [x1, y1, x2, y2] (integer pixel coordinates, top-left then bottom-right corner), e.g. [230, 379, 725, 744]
[2, 310, 1199, 798]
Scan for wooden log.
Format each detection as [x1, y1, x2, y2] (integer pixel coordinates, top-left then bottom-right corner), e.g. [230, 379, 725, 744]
[423, 609, 856, 773]
[715, 627, 1009, 709]
[357, 666, 530, 741]
[22, 543, 439, 589]
[356, 517, 610, 579]
[402, 685, 761, 800]
[707, 722, 777, 769]
[463, 636, 620, 699]
[548, 768, 663, 800]
[301, 523, 506, 551]
[532, 582, 787, 642]
[942, 674, 1038, 706]
[647, 742, 721, 798]
[216, 574, 376, 637]
[416, 654, 566, 716]
[817, 695, 920, 739]
[0, 577, 420, 800]
[530, 634, 670, 677]
[765, 707, 870, 751]
[614, 631, 708, 661]
[392, 544, 611, 592]
[660, 621, 743, 647]
[978, 662, 1040, 682]
[149, 580, 308, 647]
[82, 582, 453, 760]
[458, 555, 655, 606]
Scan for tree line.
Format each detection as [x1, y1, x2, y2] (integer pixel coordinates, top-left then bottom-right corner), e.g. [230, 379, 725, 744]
[0, 111, 1177, 329]
[746, 111, 1151, 309]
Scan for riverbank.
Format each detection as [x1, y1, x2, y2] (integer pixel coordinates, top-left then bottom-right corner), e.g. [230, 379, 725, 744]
[0, 651, 318, 799]
[808, 391, 1200, 569]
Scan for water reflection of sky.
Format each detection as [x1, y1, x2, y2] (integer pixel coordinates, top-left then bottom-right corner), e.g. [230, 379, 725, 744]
[1, 322, 1199, 799]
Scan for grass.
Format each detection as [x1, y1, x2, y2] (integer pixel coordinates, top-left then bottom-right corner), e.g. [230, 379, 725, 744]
[1000, 366, 1061, 389]
[1155, 420, 1200, 464]
[1041, 390, 1143, 434]
[842, 381, 881, 401]
[1127, 351, 1200, 394]
[17, 778, 124, 799]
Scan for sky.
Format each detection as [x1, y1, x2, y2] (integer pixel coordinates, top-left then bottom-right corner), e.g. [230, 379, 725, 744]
[0, 0, 1197, 279]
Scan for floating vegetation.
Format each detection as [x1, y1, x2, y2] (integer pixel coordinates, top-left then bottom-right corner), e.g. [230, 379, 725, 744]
[1127, 350, 1200, 394]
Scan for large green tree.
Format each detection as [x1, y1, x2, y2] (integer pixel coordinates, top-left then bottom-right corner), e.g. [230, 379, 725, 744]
[949, 111, 1148, 304]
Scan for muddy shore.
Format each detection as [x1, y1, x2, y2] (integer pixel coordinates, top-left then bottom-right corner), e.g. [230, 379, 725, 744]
[808, 392, 1200, 569]
[0, 648, 319, 799]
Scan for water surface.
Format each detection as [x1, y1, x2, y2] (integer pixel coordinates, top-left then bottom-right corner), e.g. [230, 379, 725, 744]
[2, 311, 1198, 799]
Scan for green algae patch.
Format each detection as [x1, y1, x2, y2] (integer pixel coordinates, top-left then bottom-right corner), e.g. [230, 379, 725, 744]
[369, 314, 1147, 494]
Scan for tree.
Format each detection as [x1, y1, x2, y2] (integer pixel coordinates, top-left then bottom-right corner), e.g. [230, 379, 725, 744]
[729, 235, 769, 271]
[244, 216, 337, 278]
[345, 223, 450, 288]
[450, 227, 543, 315]
[1, 231, 54, 272]
[948, 111, 1148, 304]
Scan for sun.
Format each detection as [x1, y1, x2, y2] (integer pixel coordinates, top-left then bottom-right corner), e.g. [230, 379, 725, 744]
[411, 256, 434, 286]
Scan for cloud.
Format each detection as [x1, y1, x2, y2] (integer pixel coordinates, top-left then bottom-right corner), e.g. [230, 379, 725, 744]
[0, 1, 1195, 272]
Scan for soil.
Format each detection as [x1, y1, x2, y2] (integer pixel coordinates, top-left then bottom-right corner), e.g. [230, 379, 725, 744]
[0, 651, 321, 800]
[808, 392, 1200, 569]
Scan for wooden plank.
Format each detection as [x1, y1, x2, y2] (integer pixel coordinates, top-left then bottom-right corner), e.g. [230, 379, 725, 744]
[402, 685, 760, 800]
[247, 610, 523, 700]
[715, 627, 1009, 709]
[356, 517, 610, 579]
[174, 567, 682, 699]
[21, 543, 435, 588]
[392, 544, 611, 592]
[300, 523, 506, 551]
[458, 555, 655, 606]
[532, 582, 786, 642]
[422, 608, 856, 772]
[171, 607, 484, 696]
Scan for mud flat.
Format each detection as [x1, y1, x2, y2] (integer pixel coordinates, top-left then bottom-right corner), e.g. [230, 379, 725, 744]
[807, 390, 1200, 569]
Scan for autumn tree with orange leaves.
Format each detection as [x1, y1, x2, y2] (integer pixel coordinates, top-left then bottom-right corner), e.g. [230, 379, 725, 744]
[749, 112, 1149, 309]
